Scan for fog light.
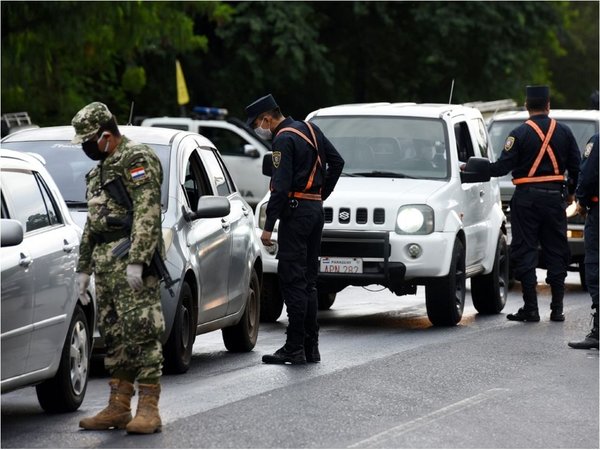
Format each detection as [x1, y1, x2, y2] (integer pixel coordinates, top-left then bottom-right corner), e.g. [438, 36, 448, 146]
[407, 243, 422, 258]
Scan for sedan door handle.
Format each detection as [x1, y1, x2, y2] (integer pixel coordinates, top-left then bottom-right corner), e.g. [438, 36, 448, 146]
[63, 239, 76, 253]
[479, 190, 485, 197]
[19, 252, 33, 268]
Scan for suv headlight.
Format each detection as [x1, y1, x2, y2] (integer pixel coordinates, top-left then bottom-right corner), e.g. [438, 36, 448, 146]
[258, 202, 268, 229]
[396, 205, 434, 234]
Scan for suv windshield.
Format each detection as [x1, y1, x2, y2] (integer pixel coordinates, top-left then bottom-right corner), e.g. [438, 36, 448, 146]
[310, 116, 448, 179]
[489, 119, 598, 159]
[4, 141, 171, 208]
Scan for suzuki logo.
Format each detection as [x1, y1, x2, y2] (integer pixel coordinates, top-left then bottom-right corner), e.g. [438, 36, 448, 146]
[339, 209, 350, 223]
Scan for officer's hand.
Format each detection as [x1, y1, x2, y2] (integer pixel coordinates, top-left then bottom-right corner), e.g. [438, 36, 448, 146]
[261, 230, 273, 247]
[126, 264, 144, 291]
[78, 272, 91, 305]
[576, 202, 587, 219]
[459, 163, 466, 172]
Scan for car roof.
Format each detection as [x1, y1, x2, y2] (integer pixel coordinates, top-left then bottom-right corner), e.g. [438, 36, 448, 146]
[489, 109, 600, 123]
[0, 148, 47, 170]
[1, 125, 216, 148]
[307, 102, 483, 120]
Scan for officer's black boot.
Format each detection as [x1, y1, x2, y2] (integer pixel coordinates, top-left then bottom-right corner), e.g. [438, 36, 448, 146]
[550, 285, 565, 322]
[304, 337, 320, 363]
[568, 310, 599, 349]
[507, 288, 540, 322]
[262, 345, 307, 364]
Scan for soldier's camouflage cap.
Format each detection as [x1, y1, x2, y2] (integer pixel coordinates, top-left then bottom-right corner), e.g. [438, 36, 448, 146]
[71, 102, 113, 144]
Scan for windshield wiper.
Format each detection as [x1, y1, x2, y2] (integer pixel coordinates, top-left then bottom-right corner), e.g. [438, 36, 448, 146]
[65, 200, 88, 208]
[351, 171, 415, 178]
[341, 171, 360, 177]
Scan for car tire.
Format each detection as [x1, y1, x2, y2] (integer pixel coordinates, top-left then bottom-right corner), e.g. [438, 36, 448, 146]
[471, 233, 509, 314]
[36, 305, 90, 413]
[223, 268, 261, 352]
[260, 274, 283, 323]
[425, 239, 466, 326]
[163, 281, 196, 374]
[318, 291, 336, 310]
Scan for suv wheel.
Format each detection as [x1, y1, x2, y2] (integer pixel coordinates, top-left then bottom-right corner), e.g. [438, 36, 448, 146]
[36, 305, 90, 413]
[163, 281, 196, 374]
[223, 268, 261, 352]
[260, 274, 283, 322]
[472, 233, 509, 314]
[425, 239, 466, 326]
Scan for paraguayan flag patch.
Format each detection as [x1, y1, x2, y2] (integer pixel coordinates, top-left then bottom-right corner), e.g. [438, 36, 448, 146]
[130, 166, 147, 181]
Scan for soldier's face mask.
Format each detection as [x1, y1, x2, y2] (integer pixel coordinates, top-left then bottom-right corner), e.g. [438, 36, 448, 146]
[82, 132, 110, 161]
[254, 117, 272, 141]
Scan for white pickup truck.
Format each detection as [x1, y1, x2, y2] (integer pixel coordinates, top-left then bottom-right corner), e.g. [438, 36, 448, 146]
[255, 102, 509, 326]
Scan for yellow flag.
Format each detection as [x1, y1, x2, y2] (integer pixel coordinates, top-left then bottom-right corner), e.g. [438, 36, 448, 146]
[176, 59, 190, 105]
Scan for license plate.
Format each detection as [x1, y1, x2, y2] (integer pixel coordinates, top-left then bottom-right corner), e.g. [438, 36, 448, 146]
[319, 257, 363, 274]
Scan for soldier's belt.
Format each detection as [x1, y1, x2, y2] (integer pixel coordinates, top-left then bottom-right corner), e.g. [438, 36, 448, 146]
[91, 229, 130, 244]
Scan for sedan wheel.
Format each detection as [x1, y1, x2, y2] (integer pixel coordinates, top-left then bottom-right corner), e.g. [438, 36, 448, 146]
[223, 268, 261, 352]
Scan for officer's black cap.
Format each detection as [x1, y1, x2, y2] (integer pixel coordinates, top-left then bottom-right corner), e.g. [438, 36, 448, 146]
[526, 85, 550, 101]
[245, 94, 278, 126]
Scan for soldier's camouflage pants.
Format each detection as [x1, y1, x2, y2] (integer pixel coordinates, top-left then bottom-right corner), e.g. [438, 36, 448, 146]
[95, 267, 165, 380]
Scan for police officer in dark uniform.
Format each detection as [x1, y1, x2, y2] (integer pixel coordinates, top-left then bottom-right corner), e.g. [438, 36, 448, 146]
[245, 94, 344, 364]
[469, 85, 581, 322]
[569, 133, 599, 349]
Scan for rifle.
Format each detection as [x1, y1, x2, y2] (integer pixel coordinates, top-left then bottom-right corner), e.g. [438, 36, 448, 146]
[104, 177, 179, 297]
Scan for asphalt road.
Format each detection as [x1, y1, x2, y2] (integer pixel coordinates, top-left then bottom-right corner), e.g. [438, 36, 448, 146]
[2, 270, 598, 449]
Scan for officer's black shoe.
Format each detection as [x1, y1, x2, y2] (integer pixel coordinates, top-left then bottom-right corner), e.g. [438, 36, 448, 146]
[507, 308, 540, 322]
[262, 346, 307, 365]
[550, 310, 565, 322]
[304, 341, 321, 363]
[568, 332, 599, 350]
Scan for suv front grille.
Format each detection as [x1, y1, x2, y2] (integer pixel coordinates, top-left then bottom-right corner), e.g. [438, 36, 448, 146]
[323, 206, 386, 226]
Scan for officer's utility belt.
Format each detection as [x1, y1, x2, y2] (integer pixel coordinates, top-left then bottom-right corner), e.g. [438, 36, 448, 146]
[90, 229, 129, 245]
[288, 192, 322, 201]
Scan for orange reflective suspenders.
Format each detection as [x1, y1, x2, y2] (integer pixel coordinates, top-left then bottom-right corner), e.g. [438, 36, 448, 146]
[512, 118, 565, 185]
[276, 122, 323, 201]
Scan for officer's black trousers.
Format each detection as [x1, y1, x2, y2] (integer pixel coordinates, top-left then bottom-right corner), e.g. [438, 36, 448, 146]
[277, 201, 324, 351]
[584, 205, 599, 310]
[510, 188, 569, 309]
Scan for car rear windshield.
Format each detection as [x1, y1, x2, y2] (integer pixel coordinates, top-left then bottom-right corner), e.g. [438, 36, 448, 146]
[310, 116, 448, 179]
[3, 141, 171, 209]
[488, 119, 598, 159]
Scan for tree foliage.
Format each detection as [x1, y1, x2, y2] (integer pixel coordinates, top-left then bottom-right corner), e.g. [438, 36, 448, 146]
[1, 1, 597, 125]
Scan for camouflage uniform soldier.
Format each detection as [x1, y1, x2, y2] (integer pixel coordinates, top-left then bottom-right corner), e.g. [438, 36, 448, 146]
[74, 102, 165, 434]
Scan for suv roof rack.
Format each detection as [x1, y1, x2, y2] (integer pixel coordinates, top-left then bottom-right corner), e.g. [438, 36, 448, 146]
[2, 112, 34, 127]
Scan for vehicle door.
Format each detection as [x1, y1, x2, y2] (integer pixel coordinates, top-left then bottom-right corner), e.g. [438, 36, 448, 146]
[1, 191, 34, 381]
[453, 117, 490, 266]
[181, 146, 231, 322]
[198, 147, 253, 316]
[1, 169, 79, 376]
[199, 123, 269, 206]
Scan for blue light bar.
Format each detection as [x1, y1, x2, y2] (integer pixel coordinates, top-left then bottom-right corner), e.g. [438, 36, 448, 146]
[192, 106, 228, 117]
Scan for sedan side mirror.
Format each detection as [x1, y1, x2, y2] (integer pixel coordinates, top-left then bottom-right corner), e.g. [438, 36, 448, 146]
[244, 144, 260, 159]
[262, 153, 273, 177]
[1, 219, 24, 246]
[460, 157, 491, 183]
[183, 196, 231, 222]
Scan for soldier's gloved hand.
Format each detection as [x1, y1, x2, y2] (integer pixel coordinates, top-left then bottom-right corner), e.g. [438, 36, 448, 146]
[126, 264, 144, 291]
[78, 272, 91, 305]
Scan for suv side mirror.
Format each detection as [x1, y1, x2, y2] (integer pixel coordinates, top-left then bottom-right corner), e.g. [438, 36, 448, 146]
[244, 144, 260, 159]
[460, 157, 491, 183]
[262, 154, 273, 177]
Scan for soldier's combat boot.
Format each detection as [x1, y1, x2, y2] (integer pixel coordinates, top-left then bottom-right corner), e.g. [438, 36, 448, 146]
[79, 379, 134, 430]
[126, 384, 162, 434]
[304, 338, 321, 363]
[262, 345, 307, 365]
[568, 311, 599, 350]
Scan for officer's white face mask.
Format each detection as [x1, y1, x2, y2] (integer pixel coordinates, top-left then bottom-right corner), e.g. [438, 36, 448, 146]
[254, 117, 272, 141]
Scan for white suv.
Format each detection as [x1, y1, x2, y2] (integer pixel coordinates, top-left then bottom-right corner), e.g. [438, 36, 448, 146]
[256, 102, 509, 326]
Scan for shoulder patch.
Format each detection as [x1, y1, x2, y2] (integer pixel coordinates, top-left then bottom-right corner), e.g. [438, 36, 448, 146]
[272, 151, 281, 168]
[504, 136, 515, 151]
[584, 142, 593, 159]
[129, 166, 148, 182]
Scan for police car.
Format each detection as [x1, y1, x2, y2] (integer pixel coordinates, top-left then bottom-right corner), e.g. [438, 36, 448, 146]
[142, 107, 271, 207]
[488, 109, 600, 286]
[256, 102, 509, 326]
